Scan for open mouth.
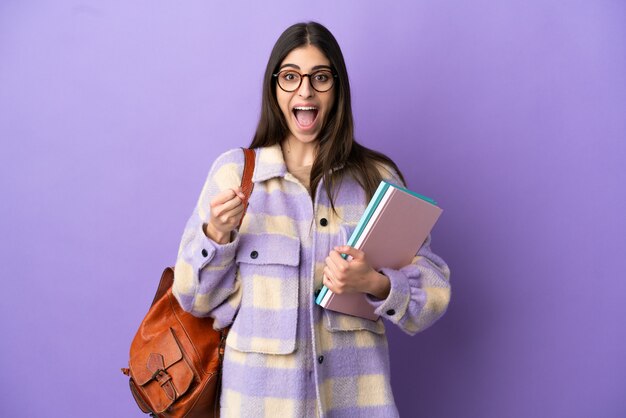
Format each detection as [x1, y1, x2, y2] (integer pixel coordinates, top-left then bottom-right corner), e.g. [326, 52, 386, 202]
[292, 106, 319, 129]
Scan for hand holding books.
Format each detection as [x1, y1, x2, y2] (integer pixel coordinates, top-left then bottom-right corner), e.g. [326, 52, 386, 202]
[315, 180, 443, 320]
[322, 245, 391, 300]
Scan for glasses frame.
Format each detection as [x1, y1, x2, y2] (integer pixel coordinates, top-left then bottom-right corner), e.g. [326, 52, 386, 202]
[272, 69, 337, 93]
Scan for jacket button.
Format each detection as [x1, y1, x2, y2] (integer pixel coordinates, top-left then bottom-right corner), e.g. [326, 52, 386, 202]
[386, 309, 396, 316]
[250, 250, 258, 259]
[317, 355, 324, 364]
[201, 249, 208, 257]
[320, 218, 328, 227]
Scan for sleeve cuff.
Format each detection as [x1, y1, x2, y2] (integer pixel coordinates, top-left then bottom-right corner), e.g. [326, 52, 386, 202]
[366, 267, 411, 323]
[182, 224, 240, 270]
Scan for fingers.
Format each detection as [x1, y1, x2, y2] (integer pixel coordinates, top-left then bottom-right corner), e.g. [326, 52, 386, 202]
[208, 187, 248, 233]
[323, 246, 370, 295]
[218, 203, 246, 222]
[322, 268, 339, 293]
[324, 251, 347, 293]
[328, 250, 348, 272]
[325, 251, 344, 276]
[211, 187, 246, 208]
[210, 188, 236, 207]
[211, 188, 246, 217]
[213, 196, 244, 218]
[333, 245, 363, 261]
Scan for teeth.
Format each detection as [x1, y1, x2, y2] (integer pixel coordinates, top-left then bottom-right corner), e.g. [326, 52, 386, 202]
[294, 106, 317, 111]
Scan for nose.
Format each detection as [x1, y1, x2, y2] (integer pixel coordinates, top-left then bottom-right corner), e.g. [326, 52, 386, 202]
[297, 75, 314, 98]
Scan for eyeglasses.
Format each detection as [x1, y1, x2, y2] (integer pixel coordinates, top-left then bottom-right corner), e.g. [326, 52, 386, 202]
[272, 69, 337, 93]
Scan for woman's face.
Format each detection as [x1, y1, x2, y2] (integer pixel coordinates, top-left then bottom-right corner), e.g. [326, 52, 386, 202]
[275, 44, 336, 145]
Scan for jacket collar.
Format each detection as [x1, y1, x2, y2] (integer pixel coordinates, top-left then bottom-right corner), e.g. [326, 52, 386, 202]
[252, 143, 288, 183]
[252, 143, 344, 183]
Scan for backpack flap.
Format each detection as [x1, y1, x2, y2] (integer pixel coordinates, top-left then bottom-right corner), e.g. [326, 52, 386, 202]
[129, 328, 194, 413]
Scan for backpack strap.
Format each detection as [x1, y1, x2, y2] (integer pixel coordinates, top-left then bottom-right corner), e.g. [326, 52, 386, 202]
[237, 148, 256, 229]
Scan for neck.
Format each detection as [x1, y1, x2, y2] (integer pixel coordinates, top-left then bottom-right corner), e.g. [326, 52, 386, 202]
[281, 136, 317, 167]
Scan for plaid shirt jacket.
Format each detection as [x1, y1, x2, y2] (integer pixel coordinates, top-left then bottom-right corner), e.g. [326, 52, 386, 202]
[173, 144, 451, 417]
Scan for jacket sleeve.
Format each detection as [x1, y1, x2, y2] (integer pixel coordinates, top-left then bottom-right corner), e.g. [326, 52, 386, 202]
[366, 164, 452, 335]
[172, 148, 245, 327]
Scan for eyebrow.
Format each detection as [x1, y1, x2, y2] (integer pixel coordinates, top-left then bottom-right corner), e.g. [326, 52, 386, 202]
[279, 64, 333, 71]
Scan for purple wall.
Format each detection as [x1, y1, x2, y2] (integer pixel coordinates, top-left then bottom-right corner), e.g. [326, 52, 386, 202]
[1, 1, 625, 417]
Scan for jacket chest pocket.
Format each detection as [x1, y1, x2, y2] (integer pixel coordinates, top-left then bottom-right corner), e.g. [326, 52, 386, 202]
[323, 309, 386, 334]
[227, 234, 300, 355]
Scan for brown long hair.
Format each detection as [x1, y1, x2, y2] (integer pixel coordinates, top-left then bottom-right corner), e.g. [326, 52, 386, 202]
[249, 21, 406, 213]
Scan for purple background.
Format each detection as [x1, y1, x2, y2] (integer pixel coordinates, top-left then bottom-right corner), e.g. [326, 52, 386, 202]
[1, 1, 625, 417]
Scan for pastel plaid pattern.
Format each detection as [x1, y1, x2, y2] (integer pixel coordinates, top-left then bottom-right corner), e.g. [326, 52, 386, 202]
[173, 144, 451, 417]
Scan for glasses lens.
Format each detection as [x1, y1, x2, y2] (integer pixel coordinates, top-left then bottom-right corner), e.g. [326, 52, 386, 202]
[311, 71, 334, 92]
[278, 71, 301, 92]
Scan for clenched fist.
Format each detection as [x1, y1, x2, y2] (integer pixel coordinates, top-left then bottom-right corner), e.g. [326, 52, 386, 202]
[203, 187, 247, 244]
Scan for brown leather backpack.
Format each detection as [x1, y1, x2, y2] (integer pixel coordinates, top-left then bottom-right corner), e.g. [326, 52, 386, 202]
[122, 148, 255, 418]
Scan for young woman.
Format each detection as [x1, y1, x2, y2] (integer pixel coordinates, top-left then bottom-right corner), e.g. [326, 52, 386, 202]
[173, 21, 451, 418]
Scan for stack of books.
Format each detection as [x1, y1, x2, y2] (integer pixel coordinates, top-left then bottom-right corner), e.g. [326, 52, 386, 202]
[315, 180, 443, 320]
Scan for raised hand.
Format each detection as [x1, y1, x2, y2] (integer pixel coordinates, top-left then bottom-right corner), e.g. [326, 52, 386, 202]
[203, 187, 247, 244]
